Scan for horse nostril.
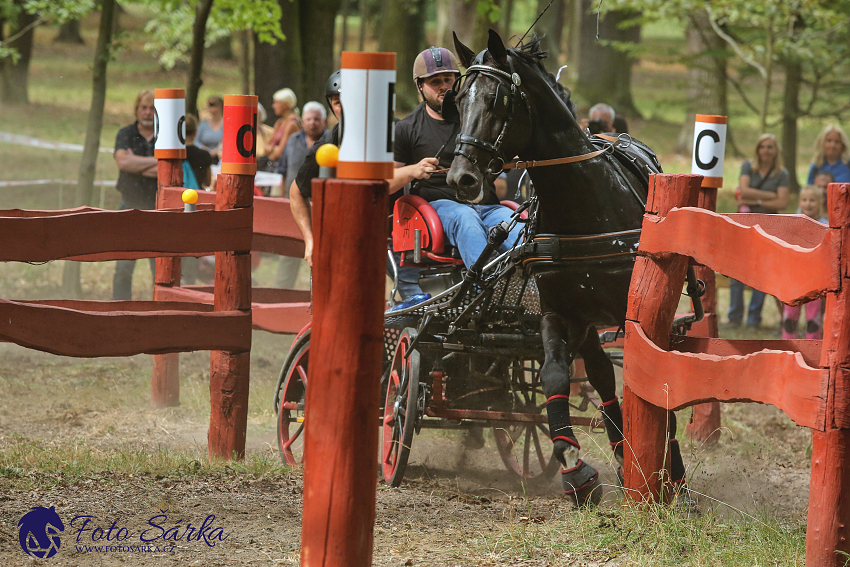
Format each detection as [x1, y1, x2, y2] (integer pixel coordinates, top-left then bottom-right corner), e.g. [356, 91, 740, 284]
[459, 173, 477, 188]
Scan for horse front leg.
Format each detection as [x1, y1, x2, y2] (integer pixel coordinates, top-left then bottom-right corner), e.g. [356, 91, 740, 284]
[541, 313, 600, 504]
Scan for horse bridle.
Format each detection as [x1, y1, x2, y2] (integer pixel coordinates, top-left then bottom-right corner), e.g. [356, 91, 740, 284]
[445, 56, 532, 176]
[446, 54, 623, 176]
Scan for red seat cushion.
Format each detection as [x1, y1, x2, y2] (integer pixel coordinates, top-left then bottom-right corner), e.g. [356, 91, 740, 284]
[392, 195, 446, 254]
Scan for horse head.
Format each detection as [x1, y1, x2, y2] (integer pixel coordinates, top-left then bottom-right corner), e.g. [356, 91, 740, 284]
[447, 30, 535, 203]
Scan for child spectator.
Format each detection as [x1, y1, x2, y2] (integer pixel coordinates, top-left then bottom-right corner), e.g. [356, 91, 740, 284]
[807, 124, 850, 184]
[782, 186, 828, 339]
[727, 134, 790, 328]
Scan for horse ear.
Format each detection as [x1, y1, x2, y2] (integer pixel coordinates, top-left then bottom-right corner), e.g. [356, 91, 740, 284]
[487, 29, 508, 67]
[453, 32, 475, 69]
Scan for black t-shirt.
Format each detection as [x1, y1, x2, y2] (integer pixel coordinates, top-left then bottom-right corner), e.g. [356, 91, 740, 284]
[295, 124, 340, 199]
[394, 102, 498, 205]
[186, 145, 212, 187]
[114, 121, 157, 208]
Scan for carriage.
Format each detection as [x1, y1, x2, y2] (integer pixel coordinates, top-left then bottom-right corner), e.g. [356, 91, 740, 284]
[273, 192, 624, 487]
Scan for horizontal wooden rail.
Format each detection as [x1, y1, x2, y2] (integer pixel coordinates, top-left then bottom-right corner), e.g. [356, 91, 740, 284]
[154, 285, 311, 334]
[639, 207, 835, 305]
[623, 321, 826, 430]
[160, 187, 305, 258]
[0, 298, 251, 357]
[0, 207, 252, 262]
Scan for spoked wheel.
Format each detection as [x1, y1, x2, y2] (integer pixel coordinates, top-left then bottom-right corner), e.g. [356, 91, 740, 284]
[382, 328, 420, 487]
[276, 334, 310, 465]
[493, 359, 560, 484]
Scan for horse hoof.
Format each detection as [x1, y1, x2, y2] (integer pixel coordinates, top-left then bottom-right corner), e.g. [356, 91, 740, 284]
[562, 460, 601, 507]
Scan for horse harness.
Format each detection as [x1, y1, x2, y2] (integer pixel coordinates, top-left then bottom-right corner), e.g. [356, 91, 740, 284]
[447, 53, 657, 269]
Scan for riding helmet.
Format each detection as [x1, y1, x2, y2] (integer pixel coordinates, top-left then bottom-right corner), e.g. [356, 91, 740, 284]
[412, 47, 461, 83]
[325, 69, 341, 108]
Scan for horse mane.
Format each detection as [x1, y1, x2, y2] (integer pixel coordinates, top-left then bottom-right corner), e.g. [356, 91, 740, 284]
[506, 35, 577, 120]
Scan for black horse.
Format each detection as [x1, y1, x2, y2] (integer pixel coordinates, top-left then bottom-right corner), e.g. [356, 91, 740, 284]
[447, 30, 687, 504]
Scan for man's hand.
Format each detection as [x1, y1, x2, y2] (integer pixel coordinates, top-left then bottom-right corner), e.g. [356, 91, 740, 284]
[412, 157, 439, 179]
[303, 237, 313, 268]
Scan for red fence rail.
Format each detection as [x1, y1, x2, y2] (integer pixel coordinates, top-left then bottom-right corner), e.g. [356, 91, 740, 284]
[623, 174, 850, 565]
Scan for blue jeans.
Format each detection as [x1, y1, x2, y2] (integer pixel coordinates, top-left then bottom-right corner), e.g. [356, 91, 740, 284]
[112, 199, 156, 300]
[728, 278, 766, 327]
[429, 200, 524, 268]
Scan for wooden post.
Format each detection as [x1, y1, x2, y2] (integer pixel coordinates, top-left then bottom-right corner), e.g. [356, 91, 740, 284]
[623, 173, 702, 502]
[686, 185, 721, 444]
[807, 182, 850, 566]
[300, 178, 388, 567]
[152, 158, 183, 408]
[208, 94, 256, 460]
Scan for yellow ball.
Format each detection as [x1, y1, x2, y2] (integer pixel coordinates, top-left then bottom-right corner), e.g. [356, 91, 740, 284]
[182, 188, 199, 205]
[316, 143, 339, 168]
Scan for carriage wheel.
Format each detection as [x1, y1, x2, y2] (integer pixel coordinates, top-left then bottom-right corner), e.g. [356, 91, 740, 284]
[493, 360, 560, 483]
[381, 328, 420, 487]
[276, 338, 309, 465]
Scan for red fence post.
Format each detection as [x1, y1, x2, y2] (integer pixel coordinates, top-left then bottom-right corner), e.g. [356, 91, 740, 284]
[300, 51, 395, 567]
[208, 94, 256, 460]
[623, 173, 702, 502]
[685, 185, 721, 444]
[807, 182, 850, 566]
[152, 88, 186, 408]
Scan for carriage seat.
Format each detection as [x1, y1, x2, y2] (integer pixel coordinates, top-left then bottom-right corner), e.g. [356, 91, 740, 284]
[391, 195, 527, 268]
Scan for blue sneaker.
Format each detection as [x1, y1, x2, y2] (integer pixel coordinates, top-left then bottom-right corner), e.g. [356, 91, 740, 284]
[388, 293, 431, 312]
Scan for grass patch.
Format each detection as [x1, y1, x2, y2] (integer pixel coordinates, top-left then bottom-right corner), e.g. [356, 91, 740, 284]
[0, 435, 292, 491]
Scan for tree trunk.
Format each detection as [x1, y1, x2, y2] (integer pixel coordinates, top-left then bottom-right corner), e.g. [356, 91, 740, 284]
[63, 0, 116, 298]
[1, 6, 39, 104]
[676, 11, 728, 154]
[501, 0, 515, 39]
[340, 0, 350, 53]
[436, 0, 451, 49]
[299, 0, 342, 105]
[254, 0, 303, 122]
[576, 0, 640, 116]
[378, 0, 426, 112]
[54, 19, 85, 44]
[535, 0, 566, 72]
[782, 59, 802, 193]
[185, 0, 215, 118]
[358, 0, 367, 51]
[240, 29, 251, 96]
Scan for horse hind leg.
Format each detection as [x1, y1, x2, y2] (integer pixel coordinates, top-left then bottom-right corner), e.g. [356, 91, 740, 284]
[579, 330, 624, 468]
[540, 313, 601, 505]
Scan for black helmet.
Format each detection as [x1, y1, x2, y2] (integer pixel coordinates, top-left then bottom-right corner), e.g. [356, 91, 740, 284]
[325, 69, 341, 108]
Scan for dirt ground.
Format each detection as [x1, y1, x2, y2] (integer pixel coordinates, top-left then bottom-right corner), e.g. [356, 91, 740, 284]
[0, 325, 813, 566]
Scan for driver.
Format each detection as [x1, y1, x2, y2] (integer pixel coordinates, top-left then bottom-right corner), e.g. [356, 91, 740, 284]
[388, 47, 523, 269]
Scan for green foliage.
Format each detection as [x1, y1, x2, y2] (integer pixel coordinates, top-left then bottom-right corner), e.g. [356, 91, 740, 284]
[141, 0, 284, 70]
[0, 0, 95, 61]
[476, 0, 501, 24]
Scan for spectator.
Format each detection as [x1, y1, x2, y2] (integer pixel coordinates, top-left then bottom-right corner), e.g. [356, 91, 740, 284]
[112, 89, 158, 300]
[255, 103, 278, 174]
[278, 102, 328, 198]
[267, 88, 302, 168]
[274, 101, 328, 288]
[807, 124, 850, 185]
[612, 115, 629, 135]
[582, 103, 616, 134]
[727, 133, 790, 328]
[782, 185, 828, 339]
[184, 114, 212, 189]
[195, 95, 224, 164]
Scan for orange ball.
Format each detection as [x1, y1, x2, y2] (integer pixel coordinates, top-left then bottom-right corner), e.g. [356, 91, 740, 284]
[182, 188, 199, 205]
[315, 144, 339, 168]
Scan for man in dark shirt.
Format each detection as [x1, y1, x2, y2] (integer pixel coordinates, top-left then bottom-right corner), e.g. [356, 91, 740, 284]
[112, 89, 158, 300]
[388, 47, 523, 268]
